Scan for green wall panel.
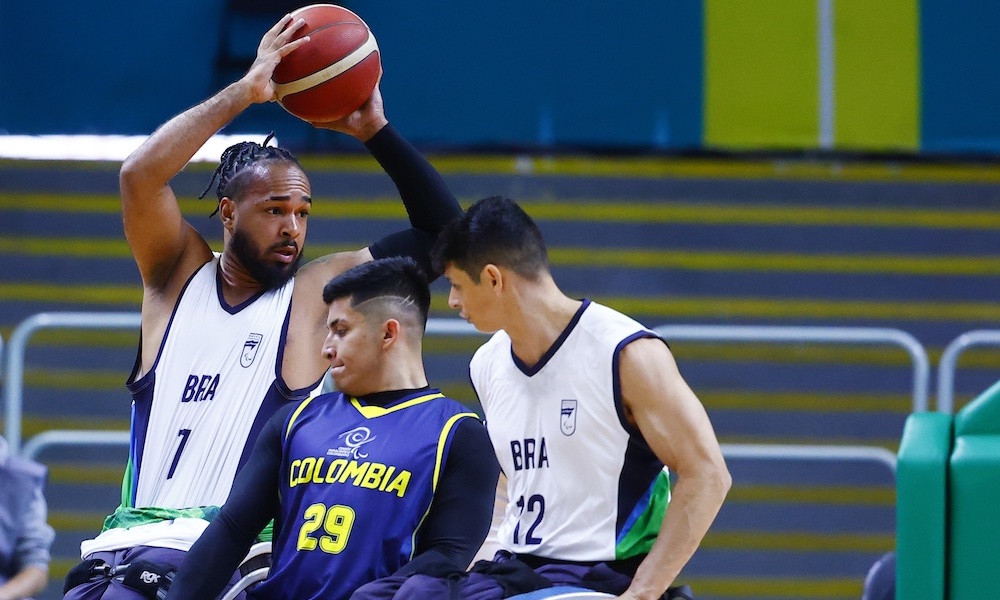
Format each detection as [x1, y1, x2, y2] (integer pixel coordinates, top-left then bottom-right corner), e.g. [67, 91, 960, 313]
[705, 0, 818, 149]
[834, 0, 920, 150]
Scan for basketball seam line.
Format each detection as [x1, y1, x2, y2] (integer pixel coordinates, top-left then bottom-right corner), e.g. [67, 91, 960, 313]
[273, 32, 378, 100]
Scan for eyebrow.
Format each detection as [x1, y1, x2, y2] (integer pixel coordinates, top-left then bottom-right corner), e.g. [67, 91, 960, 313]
[265, 195, 313, 204]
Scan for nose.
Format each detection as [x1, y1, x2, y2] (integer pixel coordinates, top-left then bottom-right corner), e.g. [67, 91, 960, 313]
[448, 286, 460, 309]
[322, 332, 335, 362]
[282, 214, 303, 239]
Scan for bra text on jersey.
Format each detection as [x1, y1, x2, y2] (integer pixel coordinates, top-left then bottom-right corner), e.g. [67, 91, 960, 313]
[511, 437, 549, 471]
[288, 456, 412, 497]
[181, 373, 221, 402]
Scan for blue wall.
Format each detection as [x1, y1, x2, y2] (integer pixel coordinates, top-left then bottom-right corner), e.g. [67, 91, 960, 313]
[1, 1, 703, 151]
[920, 0, 1000, 154]
[2, 0, 999, 156]
[0, 2, 225, 134]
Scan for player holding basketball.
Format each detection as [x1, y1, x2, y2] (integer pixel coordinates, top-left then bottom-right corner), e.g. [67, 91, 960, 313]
[63, 14, 463, 600]
[429, 197, 731, 600]
[165, 257, 499, 600]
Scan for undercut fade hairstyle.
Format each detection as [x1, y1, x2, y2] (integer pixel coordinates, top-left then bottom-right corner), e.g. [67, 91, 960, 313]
[322, 257, 432, 330]
[430, 196, 548, 283]
[198, 132, 302, 217]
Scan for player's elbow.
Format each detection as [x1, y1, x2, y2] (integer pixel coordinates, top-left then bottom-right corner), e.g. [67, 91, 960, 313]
[119, 151, 160, 197]
[119, 155, 145, 195]
[689, 453, 731, 510]
[717, 461, 733, 497]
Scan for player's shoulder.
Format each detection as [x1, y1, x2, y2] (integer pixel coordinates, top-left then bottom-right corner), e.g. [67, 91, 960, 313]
[577, 300, 652, 343]
[434, 393, 480, 417]
[470, 330, 511, 367]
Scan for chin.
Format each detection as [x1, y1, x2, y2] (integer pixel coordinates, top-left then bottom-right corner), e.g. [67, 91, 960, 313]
[471, 320, 500, 335]
[332, 377, 362, 398]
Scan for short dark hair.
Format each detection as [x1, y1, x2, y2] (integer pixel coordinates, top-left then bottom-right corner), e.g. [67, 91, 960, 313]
[322, 257, 431, 329]
[198, 133, 303, 216]
[430, 196, 548, 283]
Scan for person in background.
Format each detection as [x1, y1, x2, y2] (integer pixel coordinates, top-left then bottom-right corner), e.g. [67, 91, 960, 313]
[0, 435, 55, 600]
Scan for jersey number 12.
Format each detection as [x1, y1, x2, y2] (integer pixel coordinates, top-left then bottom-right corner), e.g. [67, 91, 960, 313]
[513, 494, 545, 545]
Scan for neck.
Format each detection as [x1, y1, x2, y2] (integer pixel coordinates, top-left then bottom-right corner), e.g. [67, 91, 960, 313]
[218, 251, 266, 305]
[504, 275, 582, 367]
[352, 349, 428, 397]
[358, 385, 433, 407]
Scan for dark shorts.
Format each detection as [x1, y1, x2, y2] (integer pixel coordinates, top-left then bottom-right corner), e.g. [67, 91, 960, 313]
[63, 546, 246, 600]
[350, 552, 631, 600]
[351, 553, 692, 600]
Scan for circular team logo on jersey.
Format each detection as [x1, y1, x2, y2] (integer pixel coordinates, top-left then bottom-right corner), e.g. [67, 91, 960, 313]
[560, 399, 577, 436]
[338, 426, 376, 459]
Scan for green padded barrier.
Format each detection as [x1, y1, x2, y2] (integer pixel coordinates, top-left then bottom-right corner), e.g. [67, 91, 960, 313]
[949, 379, 1000, 598]
[954, 378, 1000, 436]
[896, 411, 951, 600]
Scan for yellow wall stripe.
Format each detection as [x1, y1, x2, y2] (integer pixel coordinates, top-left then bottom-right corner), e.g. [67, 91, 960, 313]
[4, 235, 997, 276]
[3, 194, 1000, 229]
[702, 530, 893, 552]
[3, 283, 998, 323]
[8, 155, 1000, 182]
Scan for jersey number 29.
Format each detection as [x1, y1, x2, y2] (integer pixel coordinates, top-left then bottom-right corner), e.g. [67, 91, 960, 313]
[297, 503, 356, 554]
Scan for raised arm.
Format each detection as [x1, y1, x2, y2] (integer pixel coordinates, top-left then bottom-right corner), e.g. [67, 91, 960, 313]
[120, 14, 309, 291]
[284, 90, 462, 388]
[617, 338, 731, 600]
[296, 85, 463, 291]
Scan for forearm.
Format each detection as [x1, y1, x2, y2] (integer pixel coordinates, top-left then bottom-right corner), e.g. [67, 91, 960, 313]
[364, 124, 461, 233]
[168, 409, 286, 598]
[166, 515, 256, 598]
[0, 564, 48, 600]
[624, 471, 730, 599]
[121, 80, 255, 189]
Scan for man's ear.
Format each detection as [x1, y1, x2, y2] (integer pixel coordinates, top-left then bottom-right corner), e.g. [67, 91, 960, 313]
[382, 319, 401, 347]
[219, 197, 236, 231]
[483, 264, 504, 295]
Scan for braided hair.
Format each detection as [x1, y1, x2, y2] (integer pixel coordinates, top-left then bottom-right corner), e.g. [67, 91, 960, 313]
[199, 133, 302, 217]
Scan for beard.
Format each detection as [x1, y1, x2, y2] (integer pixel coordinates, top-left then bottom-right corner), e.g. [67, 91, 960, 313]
[230, 228, 303, 289]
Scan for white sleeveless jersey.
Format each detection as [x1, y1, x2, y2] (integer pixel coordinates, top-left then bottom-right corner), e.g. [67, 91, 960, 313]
[470, 300, 670, 562]
[124, 256, 306, 510]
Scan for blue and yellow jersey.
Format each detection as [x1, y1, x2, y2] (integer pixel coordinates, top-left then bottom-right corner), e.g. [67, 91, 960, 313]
[252, 388, 477, 600]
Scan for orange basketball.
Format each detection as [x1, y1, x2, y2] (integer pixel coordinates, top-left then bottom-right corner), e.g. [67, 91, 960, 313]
[272, 4, 381, 123]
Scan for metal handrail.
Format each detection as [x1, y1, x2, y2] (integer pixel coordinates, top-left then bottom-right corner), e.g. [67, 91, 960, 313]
[1, 313, 479, 454]
[721, 443, 896, 473]
[21, 433, 895, 477]
[22, 429, 131, 461]
[5, 313, 922, 466]
[654, 324, 931, 413]
[936, 329, 1000, 414]
[3, 312, 142, 453]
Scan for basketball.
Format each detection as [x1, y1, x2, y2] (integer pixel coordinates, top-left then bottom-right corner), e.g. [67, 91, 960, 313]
[272, 4, 381, 123]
